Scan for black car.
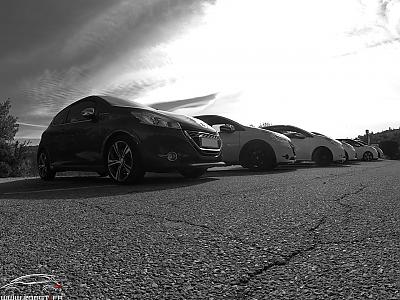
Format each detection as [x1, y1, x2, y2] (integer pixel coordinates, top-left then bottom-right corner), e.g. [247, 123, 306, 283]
[37, 95, 224, 183]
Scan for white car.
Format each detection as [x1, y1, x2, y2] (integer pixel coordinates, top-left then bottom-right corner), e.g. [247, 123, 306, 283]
[371, 144, 384, 159]
[340, 141, 357, 161]
[338, 139, 378, 161]
[312, 132, 357, 161]
[195, 115, 296, 170]
[355, 140, 384, 159]
[264, 125, 346, 165]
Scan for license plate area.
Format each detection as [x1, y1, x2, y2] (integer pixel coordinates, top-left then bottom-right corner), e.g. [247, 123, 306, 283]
[200, 137, 219, 148]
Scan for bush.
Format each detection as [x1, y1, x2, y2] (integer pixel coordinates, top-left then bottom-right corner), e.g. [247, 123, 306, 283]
[379, 140, 400, 159]
[0, 161, 12, 177]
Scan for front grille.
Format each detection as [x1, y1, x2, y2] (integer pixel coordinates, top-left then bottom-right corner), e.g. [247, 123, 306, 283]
[185, 130, 222, 156]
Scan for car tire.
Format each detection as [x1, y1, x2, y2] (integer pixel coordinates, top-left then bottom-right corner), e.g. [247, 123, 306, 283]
[106, 136, 145, 184]
[179, 168, 207, 179]
[240, 141, 276, 171]
[363, 151, 373, 161]
[37, 149, 56, 181]
[312, 147, 333, 166]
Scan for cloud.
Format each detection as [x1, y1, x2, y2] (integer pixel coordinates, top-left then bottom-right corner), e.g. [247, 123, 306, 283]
[11, 0, 216, 122]
[16, 122, 47, 128]
[150, 93, 217, 111]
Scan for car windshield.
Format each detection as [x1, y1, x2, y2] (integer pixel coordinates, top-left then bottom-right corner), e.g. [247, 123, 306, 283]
[265, 126, 313, 137]
[101, 96, 151, 109]
[345, 140, 362, 147]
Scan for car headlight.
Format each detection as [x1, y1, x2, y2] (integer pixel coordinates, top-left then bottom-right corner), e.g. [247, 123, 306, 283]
[131, 111, 181, 129]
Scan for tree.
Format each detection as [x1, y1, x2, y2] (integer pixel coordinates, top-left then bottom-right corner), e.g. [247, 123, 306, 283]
[0, 99, 29, 177]
[258, 122, 272, 128]
[0, 99, 19, 142]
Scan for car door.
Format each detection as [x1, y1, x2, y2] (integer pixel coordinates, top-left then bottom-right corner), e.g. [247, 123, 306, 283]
[64, 100, 102, 166]
[287, 132, 312, 160]
[215, 123, 241, 163]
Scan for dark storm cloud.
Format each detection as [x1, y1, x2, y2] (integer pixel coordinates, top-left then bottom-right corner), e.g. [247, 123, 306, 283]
[1, 0, 216, 134]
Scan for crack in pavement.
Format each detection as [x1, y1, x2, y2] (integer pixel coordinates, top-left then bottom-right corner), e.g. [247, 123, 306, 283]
[76, 184, 371, 298]
[235, 185, 369, 297]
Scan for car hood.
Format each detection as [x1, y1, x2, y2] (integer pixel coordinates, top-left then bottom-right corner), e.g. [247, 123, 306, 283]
[158, 110, 216, 133]
[247, 126, 292, 142]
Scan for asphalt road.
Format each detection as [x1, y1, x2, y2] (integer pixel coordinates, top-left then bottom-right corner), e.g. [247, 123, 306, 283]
[0, 160, 399, 299]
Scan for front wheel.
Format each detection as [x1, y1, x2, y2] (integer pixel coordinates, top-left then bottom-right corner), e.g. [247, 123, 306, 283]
[106, 137, 144, 184]
[240, 142, 276, 171]
[363, 151, 373, 161]
[37, 150, 56, 180]
[179, 168, 207, 179]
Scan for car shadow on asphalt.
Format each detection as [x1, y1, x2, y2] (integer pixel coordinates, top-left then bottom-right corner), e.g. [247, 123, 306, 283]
[0, 174, 218, 200]
[207, 166, 297, 177]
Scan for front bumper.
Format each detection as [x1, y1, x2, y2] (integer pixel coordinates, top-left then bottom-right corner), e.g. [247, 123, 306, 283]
[137, 128, 223, 172]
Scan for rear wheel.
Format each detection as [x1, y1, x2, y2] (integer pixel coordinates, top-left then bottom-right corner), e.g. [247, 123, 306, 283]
[179, 168, 207, 179]
[106, 137, 144, 184]
[363, 151, 373, 161]
[240, 142, 276, 171]
[313, 147, 333, 166]
[37, 150, 56, 180]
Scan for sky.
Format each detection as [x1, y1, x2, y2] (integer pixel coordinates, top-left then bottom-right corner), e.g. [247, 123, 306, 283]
[1, 0, 400, 143]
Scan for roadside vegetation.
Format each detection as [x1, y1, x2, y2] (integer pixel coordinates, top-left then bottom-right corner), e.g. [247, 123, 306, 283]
[0, 99, 34, 177]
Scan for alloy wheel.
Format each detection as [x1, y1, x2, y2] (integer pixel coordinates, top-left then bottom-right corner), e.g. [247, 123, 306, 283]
[107, 141, 134, 182]
[363, 152, 373, 161]
[249, 148, 265, 168]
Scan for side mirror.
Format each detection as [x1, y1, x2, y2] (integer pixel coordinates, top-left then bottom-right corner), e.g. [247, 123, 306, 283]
[81, 107, 96, 120]
[220, 124, 235, 133]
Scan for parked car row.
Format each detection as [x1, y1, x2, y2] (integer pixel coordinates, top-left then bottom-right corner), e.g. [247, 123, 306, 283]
[37, 95, 384, 184]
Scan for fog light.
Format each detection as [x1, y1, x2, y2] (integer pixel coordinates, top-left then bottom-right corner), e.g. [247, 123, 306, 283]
[167, 152, 178, 162]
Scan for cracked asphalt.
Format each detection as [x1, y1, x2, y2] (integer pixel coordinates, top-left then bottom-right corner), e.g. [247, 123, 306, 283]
[0, 160, 399, 299]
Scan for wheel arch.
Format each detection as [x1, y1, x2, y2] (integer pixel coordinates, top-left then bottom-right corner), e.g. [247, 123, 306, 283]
[101, 131, 141, 161]
[312, 146, 333, 161]
[37, 144, 52, 162]
[363, 150, 373, 160]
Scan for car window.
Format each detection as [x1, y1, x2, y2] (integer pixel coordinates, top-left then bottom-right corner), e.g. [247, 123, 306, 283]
[346, 140, 360, 147]
[284, 126, 313, 137]
[66, 100, 96, 123]
[51, 108, 69, 126]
